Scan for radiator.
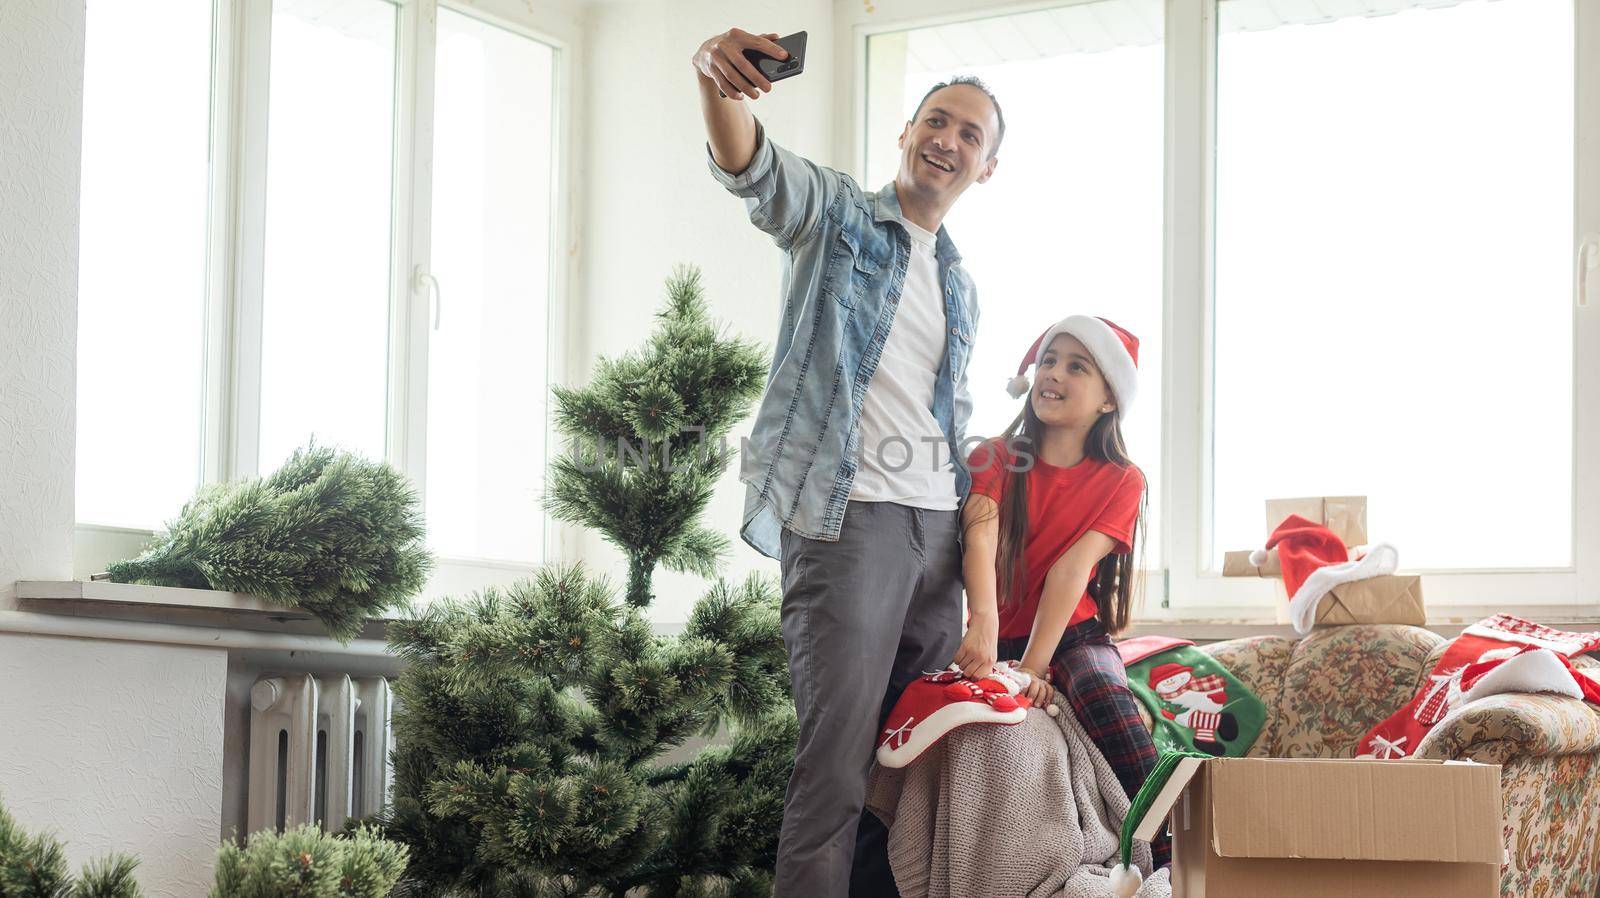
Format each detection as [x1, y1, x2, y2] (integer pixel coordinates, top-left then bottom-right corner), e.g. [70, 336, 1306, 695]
[247, 674, 392, 833]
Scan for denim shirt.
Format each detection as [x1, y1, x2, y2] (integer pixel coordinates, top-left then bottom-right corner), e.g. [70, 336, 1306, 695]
[708, 121, 979, 560]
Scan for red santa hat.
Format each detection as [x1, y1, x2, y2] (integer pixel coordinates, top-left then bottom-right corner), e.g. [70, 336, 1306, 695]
[1250, 514, 1399, 636]
[1006, 316, 1140, 413]
[875, 662, 1052, 769]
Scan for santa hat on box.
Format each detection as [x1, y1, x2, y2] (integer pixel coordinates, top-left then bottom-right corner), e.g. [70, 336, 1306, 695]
[1250, 514, 1399, 636]
[876, 662, 1054, 769]
[1006, 316, 1141, 413]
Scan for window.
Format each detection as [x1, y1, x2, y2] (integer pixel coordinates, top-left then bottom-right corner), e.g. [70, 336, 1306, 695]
[865, 0, 1168, 566]
[425, 9, 556, 563]
[853, 0, 1600, 613]
[257, 0, 397, 474]
[76, 0, 213, 529]
[75, 0, 569, 586]
[1213, 0, 1575, 572]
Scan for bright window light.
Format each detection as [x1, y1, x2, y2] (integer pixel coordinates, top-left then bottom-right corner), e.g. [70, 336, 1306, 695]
[258, 0, 397, 474]
[76, 0, 212, 529]
[1213, 0, 1574, 570]
[425, 9, 556, 563]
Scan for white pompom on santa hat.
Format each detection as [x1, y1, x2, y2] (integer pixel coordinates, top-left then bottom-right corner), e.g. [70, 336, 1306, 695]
[1006, 316, 1141, 413]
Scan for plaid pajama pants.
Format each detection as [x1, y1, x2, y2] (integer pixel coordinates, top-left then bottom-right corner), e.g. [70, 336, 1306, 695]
[998, 618, 1169, 868]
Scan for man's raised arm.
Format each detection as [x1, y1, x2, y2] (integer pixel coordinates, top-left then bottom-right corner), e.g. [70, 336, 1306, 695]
[695, 28, 835, 250]
[691, 28, 789, 175]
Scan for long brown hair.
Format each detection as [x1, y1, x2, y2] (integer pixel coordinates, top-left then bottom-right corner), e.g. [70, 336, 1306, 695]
[983, 399, 1147, 635]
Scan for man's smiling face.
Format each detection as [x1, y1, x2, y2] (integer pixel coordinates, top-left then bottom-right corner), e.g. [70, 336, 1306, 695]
[896, 83, 1000, 205]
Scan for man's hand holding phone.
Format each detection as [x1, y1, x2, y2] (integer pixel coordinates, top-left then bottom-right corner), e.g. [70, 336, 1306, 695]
[692, 28, 795, 101]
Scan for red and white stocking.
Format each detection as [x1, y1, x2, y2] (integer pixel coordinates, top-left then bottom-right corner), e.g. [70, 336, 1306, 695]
[1357, 615, 1600, 759]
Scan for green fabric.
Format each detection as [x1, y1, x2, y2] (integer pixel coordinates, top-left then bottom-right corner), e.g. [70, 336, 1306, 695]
[1125, 644, 1266, 757]
[1119, 748, 1210, 869]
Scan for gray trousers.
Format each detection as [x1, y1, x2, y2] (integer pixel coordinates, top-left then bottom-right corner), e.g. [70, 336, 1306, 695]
[773, 500, 964, 898]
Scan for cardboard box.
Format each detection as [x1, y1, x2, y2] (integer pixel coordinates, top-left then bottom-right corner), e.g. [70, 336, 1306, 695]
[1265, 495, 1368, 547]
[1219, 557, 1425, 626]
[1314, 574, 1426, 627]
[1227, 495, 1366, 579]
[1139, 757, 1503, 897]
[1222, 548, 1280, 578]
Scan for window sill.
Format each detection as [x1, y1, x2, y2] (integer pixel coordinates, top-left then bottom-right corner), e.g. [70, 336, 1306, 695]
[8, 580, 397, 669]
[1121, 616, 1600, 644]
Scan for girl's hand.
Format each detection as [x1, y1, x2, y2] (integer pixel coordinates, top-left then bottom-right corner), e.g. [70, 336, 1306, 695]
[1020, 666, 1055, 708]
[951, 614, 998, 681]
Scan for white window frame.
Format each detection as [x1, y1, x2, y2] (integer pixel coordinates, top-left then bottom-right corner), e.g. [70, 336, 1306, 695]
[75, 0, 585, 599]
[839, 0, 1600, 621]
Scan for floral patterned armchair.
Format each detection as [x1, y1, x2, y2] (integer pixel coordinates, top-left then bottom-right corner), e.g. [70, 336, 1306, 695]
[1164, 625, 1600, 898]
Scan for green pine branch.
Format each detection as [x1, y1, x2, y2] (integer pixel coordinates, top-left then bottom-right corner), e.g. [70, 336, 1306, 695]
[106, 441, 433, 642]
[381, 566, 793, 896]
[544, 266, 766, 606]
[0, 794, 143, 898]
[210, 824, 407, 898]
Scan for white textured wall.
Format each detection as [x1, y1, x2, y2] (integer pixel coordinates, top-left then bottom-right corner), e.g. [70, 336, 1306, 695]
[0, 0, 81, 610]
[577, 0, 836, 622]
[0, 3, 230, 896]
[0, 634, 228, 897]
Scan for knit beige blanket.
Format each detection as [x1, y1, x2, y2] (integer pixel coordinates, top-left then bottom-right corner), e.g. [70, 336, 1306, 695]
[865, 700, 1172, 898]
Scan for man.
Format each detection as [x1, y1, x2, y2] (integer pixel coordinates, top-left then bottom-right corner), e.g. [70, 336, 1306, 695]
[693, 27, 1004, 897]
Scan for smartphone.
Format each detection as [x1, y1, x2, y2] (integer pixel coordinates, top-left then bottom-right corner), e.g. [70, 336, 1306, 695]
[744, 31, 806, 85]
[720, 31, 807, 97]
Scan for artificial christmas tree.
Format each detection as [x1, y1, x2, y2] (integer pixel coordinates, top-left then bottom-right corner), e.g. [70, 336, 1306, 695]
[209, 824, 408, 898]
[379, 266, 793, 897]
[0, 795, 143, 898]
[545, 266, 767, 607]
[106, 442, 432, 641]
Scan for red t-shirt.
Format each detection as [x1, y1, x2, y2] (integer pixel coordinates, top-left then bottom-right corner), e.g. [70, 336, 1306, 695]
[966, 437, 1145, 640]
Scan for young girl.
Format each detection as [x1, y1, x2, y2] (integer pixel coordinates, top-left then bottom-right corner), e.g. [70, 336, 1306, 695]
[950, 315, 1166, 866]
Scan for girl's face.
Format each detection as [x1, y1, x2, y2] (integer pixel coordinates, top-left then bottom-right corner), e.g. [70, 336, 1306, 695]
[1030, 333, 1116, 429]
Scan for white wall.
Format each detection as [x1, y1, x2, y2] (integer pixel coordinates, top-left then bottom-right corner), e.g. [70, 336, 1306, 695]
[0, 4, 231, 895]
[0, 0, 80, 611]
[0, 634, 227, 895]
[576, 0, 837, 622]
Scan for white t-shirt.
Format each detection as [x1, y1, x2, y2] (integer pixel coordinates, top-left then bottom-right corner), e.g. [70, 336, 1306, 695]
[849, 217, 960, 510]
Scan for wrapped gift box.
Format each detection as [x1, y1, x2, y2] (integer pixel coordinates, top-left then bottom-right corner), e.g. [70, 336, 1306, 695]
[1265, 495, 1368, 546]
[1312, 573, 1426, 627]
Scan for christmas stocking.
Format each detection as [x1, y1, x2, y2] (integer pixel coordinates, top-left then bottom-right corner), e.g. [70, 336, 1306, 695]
[876, 662, 1050, 769]
[1111, 747, 1211, 898]
[1356, 614, 1600, 759]
[1119, 636, 1266, 757]
[1454, 646, 1600, 709]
